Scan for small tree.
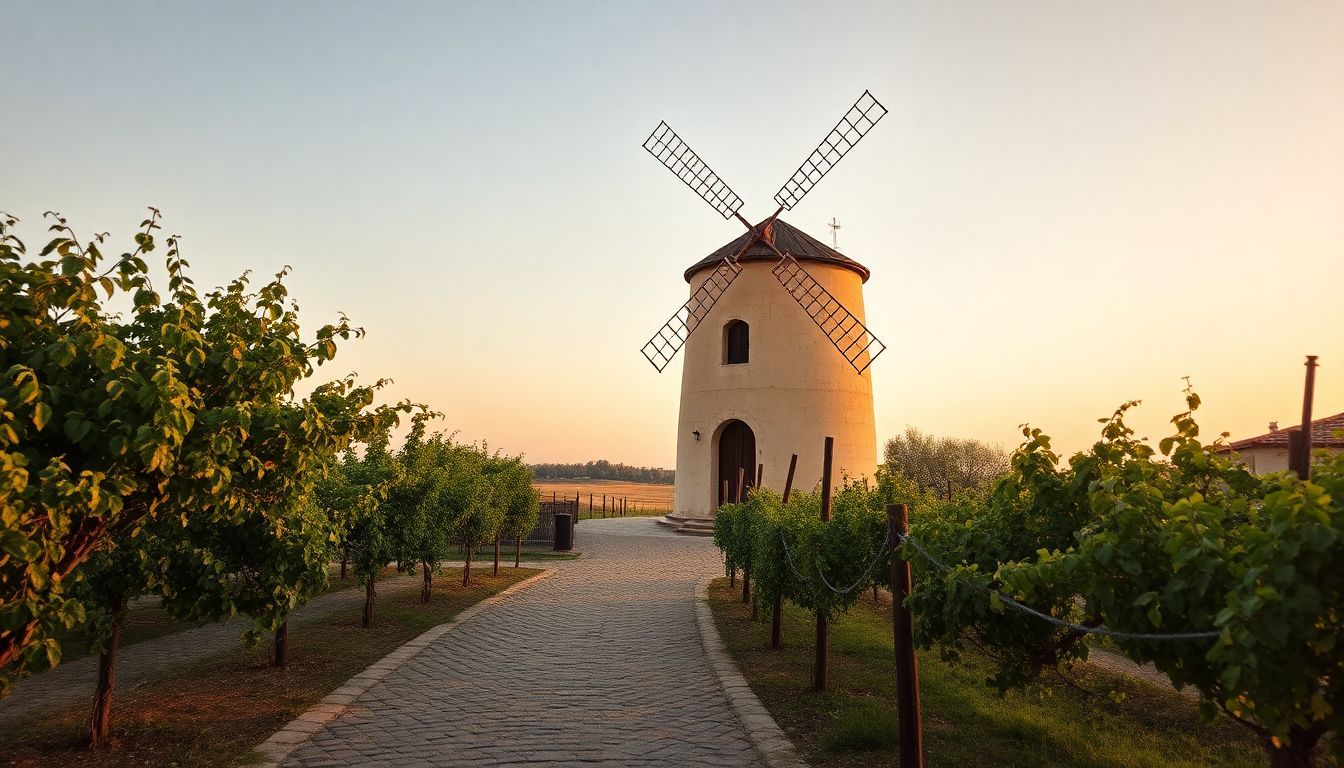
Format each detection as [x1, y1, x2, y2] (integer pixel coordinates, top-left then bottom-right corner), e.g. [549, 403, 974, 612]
[0, 211, 402, 692]
[68, 536, 154, 748]
[329, 437, 400, 629]
[445, 446, 499, 585]
[387, 421, 458, 603]
[490, 456, 539, 568]
[883, 426, 1009, 498]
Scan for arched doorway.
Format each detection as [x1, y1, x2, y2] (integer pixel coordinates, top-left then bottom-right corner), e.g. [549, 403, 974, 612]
[717, 420, 756, 507]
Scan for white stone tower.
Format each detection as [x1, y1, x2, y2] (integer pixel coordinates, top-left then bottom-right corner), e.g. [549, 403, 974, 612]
[672, 219, 877, 518]
[635, 91, 889, 529]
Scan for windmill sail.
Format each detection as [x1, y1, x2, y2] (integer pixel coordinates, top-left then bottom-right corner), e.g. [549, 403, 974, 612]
[642, 121, 745, 220]
[640, 258, 743, 372]
[771, 255, 885, 374]
[773, 90, 888, 211]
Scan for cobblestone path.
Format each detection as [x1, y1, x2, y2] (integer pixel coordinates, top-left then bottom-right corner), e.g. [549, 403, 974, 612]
[0, 570, 420, 724]
[283, 517, 762, 768]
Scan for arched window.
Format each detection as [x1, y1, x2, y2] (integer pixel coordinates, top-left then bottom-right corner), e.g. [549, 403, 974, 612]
[724, 320, 749, 365]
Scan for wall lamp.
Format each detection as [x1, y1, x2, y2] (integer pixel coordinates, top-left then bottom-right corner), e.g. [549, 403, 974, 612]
[692, 430, 701, 441]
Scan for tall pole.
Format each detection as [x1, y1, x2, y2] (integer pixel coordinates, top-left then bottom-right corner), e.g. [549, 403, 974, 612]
[724, 479, 735, 587]
[1292, 355, 1320, 480]
[814, 437, 834, 692]
[772, 453, 798, 650]
[887, 503, 925, 768]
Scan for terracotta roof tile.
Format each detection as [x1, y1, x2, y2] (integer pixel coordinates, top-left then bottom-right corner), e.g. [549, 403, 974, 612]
[1224, 411, 1344, 451]
[684, 217, 871, 283]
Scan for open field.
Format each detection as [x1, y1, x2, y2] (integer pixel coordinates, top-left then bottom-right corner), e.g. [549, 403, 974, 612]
[2, 567, 540, 768]
[534, 478, 674, 515]
[705, 578, 1301, 768]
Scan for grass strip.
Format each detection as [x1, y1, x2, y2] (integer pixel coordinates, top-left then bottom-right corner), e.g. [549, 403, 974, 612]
[706, 578, 1293, 768]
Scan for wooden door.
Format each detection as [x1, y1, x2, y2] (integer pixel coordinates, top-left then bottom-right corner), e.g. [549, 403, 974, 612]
[717, 420, 756, 507]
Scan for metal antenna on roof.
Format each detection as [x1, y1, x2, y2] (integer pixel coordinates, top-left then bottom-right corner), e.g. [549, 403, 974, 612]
[639, 90, 889, 374]
[828, 217, 842, 251]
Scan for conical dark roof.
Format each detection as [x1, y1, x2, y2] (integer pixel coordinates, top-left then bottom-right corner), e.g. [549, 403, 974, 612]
[684, 217, 871, 283]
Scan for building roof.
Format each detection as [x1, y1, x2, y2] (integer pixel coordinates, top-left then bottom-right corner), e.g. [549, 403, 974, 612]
[684, 217, 871, 283]
[1222, 411, 1344, 451]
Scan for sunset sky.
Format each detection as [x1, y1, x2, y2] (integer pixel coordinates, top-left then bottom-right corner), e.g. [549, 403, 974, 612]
[6, 1, 1342, 468]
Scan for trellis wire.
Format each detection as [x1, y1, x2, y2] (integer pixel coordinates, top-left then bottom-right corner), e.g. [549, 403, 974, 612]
[778, 532, 889, 596]
[895, 532, 1224, 642]
[770, 527, 1222, 642]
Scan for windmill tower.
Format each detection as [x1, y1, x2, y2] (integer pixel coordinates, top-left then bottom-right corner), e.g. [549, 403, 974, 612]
[640, 91, 889, 522]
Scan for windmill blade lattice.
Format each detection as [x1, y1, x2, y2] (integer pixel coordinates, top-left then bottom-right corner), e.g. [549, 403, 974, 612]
[642, 121, 745, 220]
[772, 255, 885, 374]
[773, 90, 888, 211]
[641, 258, 744, 372]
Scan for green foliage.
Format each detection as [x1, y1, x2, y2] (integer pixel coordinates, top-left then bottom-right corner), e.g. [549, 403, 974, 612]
[491, 456, 540, 543]
[908, 390, 1344, 764]
[884, 426, 1010, 498]
[0, 210, 404, 691]
[714, 481, 890, 623]
[327, 434, 401, 588]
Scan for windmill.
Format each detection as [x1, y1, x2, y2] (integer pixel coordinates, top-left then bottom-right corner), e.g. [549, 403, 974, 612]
[639, 91, 890, 527]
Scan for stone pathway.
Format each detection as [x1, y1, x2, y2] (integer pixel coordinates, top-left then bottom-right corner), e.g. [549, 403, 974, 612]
[1088, 648, 1197, 700]
[0, 569, 420, 724]
[281, 517, 762, 768]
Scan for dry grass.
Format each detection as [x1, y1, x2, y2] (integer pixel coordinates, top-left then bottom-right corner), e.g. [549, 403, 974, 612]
[534, 479, 674, 515]
[2, 567, 540, 768]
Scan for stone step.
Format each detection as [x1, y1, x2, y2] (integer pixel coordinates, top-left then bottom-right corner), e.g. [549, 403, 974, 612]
[656, 515, 719, 537]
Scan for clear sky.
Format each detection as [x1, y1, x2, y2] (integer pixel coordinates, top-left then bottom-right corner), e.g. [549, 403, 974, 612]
[5, 1, 1342, 467]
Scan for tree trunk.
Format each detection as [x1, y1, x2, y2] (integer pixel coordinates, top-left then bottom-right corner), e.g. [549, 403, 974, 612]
[89, 593, 128, 749]
[514, 537, 521, 568]
[493, 537, 500, 576]
[742, 564, 751, 604]
[421, 562, 432, 603]
[362, 573, 375, 628]
[272, 620, 288, 668]
[729, 567, 736, 589]
[463, 547, 472, 587]
[1267, 726, 1324, 768]
[339, 550, 348, 580]
[771, 592, 783, 649]
[872, 583, 880, 602]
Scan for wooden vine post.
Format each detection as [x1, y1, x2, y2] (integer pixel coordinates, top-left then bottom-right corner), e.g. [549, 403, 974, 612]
[887, 502, 925, 767]
[747, 462, 764, 616]
[737, 466, 750, 603]
[772, 453, 798, 650]
[724, 479, 735, 588]
[814, 436, 834, 692]
[1289, 355, 1319, 480]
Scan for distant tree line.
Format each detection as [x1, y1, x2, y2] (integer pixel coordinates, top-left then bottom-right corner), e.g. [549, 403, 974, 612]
[529, 460, 674, 484]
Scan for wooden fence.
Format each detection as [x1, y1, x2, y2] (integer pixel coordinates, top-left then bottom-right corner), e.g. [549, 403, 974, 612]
[524, 496, 580, 545]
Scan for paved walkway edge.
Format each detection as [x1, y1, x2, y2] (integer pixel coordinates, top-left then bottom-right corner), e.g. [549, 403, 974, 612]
[252, 569, 555, 768]
[695, 577, 808, 768]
